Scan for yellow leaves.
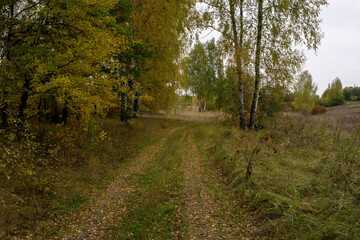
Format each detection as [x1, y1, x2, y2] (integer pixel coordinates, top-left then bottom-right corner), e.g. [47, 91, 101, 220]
[127, 0, 192, 110]
[1, 0, 139, 124]
[98, 130, 111, 141]
[119, 36, 131, 52]
[26, 169, 34, 176]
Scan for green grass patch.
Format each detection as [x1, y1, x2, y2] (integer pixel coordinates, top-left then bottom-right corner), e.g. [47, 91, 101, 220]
[54, 194, 89, 213]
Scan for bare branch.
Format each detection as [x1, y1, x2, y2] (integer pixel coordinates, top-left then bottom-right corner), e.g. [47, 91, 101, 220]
[14, 0, 42, 19]
[198, 0, 230, 14]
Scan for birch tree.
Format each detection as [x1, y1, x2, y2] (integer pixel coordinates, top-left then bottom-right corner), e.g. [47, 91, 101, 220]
[198, 0, 327, 129]
[198, 0, 250, 128]
[249, 0, 327, 129]
[293, 70, 317, 112]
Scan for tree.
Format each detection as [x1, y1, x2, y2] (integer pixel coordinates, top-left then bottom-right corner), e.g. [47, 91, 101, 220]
[343, 87, 353, 101]
[110, 0, 153, 122]
[185, 39, 226, 111]
[352, 87, 360, 100]
[249, 0, 264, 129]
[248, 0, 327, 129]
[293, 71, 317, 112]
[0, 0, 44, 126]
[197, 0, 250, 128]
[229, 0, 246, 129]
[186, 42, 209, 105]
[343, 86, 360, 101]
[129, 0, 195, 111]
[205, 38, 226, 109]
[221, 64, 254, 122]
[1, 0, 123, 126]
[0, 0, 197, 127]
[323, 77, 345, 106]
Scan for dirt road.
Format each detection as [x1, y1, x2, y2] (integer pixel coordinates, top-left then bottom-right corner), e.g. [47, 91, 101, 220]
[35, 124, 244, 239]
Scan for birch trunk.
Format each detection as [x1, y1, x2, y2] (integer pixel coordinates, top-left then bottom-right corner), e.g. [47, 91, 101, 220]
[229, 0, 246, 129]
[249, 0, 264, 130]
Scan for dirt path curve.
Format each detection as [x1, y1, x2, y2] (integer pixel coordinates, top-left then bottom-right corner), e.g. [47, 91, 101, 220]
[178, 132, 242, 239]
[51, 127, 182, 240]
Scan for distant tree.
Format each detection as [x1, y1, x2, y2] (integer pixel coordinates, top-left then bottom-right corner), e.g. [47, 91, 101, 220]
[293, 71, 317, 113]
[186, 42, 209, 105]
[354, 87, 360, 98]
[343, 87, 353, 101]
[206, 38, 226, 110]
[352, 87, 360, 100]
[343, 86, 360, 101]
[315, 95, 326, 106]
[185, 39, 225, 111]
[323, 77, 345, 106]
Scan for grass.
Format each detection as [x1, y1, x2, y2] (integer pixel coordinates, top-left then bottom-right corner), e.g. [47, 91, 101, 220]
[196, 138, 241, 221]
[193, 115, 360, 239]
[54, 194, 89, 213]
[288, 101, 360, 133]
[107, 128, 185, 239]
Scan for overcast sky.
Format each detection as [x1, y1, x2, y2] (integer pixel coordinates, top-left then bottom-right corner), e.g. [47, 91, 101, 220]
[199, 0, 360, 95]
[304, 0, 360, 95]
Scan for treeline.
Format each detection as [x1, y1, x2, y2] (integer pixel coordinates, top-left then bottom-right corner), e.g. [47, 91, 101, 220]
[316, 78, 359, 108]
[292, 72, 358, 114]
[318, 77, 345, 107]
[343, 86, 360, 101]
[184, 39, 227, 111]
[0, 0, 195, 127]
[185, 43, 356, 118]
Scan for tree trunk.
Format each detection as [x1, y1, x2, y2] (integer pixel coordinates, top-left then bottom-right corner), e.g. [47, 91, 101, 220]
[229, 0, 246, 129]
[50, 95, 60, 123]
[1, 101, 9, 127]
[38, 98, 46, 123]
[133, 96, 140, 117]
[128, 78, 136, 118]
[62, 105, 69, 124]
[18, 78, 30, 120]
[18, 10, 44, 122]
[1, 3, 15, 127]
[249, 0, 264, 130]
[120, 93, 127, 122]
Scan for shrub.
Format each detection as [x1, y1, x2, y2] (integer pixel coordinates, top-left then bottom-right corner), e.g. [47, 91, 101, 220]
[311, 105, 327, 115]
[350, 96, 359, 101]
[323, 77, 345, 106]
[293, 71, 317, 112]
[315, 97, 326, 106]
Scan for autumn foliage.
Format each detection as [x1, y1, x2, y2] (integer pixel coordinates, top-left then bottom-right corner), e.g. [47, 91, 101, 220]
[311, 105, 327, 115]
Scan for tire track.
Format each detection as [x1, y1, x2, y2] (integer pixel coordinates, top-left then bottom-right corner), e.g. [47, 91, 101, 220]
[179, 132, 242, 239]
